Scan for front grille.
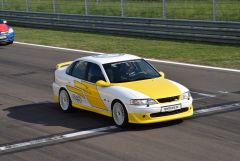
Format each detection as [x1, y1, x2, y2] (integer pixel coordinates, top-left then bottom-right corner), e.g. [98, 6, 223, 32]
[157, 96, 179, 103]
[150, 108, 188, 118]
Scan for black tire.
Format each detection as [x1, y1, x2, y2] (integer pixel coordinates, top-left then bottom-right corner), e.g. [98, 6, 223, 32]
[59, 89, 73, 112]
[112, 101, 128, 128]
[8, 41, 13, 45]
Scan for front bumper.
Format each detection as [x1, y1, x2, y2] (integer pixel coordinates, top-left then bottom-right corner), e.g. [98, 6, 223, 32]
[128, 104, 193, 124]
[0, 32, 14, 43]
[126, 97, 193, 124]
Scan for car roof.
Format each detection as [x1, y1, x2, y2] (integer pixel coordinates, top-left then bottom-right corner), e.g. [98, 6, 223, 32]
[77, 54, 142, 65]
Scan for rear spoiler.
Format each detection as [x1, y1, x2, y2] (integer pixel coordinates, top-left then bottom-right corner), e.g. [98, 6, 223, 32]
[56, 61, 73, 69]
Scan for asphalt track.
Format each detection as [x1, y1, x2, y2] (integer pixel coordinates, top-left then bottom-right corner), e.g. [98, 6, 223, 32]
[0, 43, 240, 161]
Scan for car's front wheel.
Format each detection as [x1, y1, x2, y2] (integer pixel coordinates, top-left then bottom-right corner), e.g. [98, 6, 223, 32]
[8, 41, 13, 45]
[112, 101, 128, 128]
[59, 89, 72, 112]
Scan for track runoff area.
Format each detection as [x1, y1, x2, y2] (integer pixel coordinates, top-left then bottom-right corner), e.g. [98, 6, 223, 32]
[0, 42, 239, 159]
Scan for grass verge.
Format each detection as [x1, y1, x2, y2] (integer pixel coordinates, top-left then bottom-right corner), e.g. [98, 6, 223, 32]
[14, 26, 240, 69]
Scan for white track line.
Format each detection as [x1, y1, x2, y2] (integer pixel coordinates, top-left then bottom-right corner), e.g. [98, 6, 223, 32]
[145, 59, 240, 73]
[194, 102, 240, 115]
[0, 126, 116, 151]
[191, 91, 216, 101]
[191, 91, 216, 98]
[218, 91, 229, 94]
[1, 102, 240, 152]
[14, 41, 240, 73]
[14, 42, 104, 55]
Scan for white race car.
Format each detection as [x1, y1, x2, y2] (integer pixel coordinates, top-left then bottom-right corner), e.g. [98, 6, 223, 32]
[52, 54, 193, 127]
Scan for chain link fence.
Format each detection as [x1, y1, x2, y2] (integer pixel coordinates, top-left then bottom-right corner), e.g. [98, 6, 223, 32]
[0, 0, 239, 21]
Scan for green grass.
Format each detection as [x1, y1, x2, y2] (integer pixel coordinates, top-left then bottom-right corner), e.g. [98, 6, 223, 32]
[14, 26, 240, 69]
[2, 0, 240, 21]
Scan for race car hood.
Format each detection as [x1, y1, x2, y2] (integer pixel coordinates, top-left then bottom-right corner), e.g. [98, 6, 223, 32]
[115, 78, 181, 99]
[0, 24, 8, 32]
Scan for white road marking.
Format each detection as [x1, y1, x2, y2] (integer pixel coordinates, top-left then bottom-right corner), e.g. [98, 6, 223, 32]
[194, 102, 240, 115]
[0, 102, 239, 152]
[0, 126, 116, 151]
[14, 41, 104, 55]
[218, 91, 229, 94]
[14, 41, 240, 73]
[146, 59, 240, 73]
[191, 91, 216, 98]
[193, 97, 209, 101]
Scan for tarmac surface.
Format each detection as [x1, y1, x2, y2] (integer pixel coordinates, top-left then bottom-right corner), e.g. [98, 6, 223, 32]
[0, 43, 239, 161]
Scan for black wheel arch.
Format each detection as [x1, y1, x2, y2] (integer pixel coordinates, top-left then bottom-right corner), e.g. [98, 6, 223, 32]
[111, 99, 126, 111]
[58, 87, 73, 112]
[111, 99, 129, 128]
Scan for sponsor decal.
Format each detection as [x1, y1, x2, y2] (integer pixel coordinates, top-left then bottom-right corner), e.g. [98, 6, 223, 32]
[72, 94, 82, 104]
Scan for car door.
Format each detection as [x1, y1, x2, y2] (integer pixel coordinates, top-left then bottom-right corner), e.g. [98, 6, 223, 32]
[81, 62, 108, 110]
[66, 60, 89, 107]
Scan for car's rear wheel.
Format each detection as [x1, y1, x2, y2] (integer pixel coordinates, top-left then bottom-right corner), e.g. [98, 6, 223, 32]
[59, 89, 72, 112]
[112, 101, 128, 128]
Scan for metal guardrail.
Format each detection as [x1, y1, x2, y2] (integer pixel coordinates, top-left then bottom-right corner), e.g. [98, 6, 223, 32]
[1, 10, 240, 44]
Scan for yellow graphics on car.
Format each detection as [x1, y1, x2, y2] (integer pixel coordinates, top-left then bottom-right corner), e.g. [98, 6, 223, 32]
[52, 54, 193, 127]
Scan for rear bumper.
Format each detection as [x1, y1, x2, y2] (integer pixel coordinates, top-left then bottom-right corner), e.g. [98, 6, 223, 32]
[128, 104, 193, 124]
[0, 32, 14, 43]
[52, 82, 60, 102]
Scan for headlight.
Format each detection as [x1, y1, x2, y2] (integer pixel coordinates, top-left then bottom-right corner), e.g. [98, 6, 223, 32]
[8, 28, 14, 33]
[182, 91, 191, 100]
[130, 99, 157, 106]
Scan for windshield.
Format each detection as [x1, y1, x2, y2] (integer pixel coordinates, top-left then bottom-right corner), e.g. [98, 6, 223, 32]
[103, 59, 160, 83]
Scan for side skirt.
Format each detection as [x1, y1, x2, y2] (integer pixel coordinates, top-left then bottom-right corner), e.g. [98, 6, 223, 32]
[72, 103, 112, 117]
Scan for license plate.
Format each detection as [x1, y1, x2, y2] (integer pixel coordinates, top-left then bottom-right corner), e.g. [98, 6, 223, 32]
[0, 36, 6, 39]
[161, 104, 181, 112]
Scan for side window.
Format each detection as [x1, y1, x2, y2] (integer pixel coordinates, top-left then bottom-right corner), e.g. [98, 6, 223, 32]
[87, 63, 106, 83]
[66, 62, 76, 75]
[71, 61, 88, 80]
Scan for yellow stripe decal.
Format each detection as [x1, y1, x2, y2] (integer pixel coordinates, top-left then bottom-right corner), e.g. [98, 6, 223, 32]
[66, 85, 85, 97]
[81, 81, 108, 110]
[70, 80, 108, 110]
[74, 80, 88, 91]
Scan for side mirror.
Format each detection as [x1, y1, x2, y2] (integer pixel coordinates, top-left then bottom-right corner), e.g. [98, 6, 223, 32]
[3, 20, 7, 24]
[96, 80, 111, 87]
[159, 71, 165, 78]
